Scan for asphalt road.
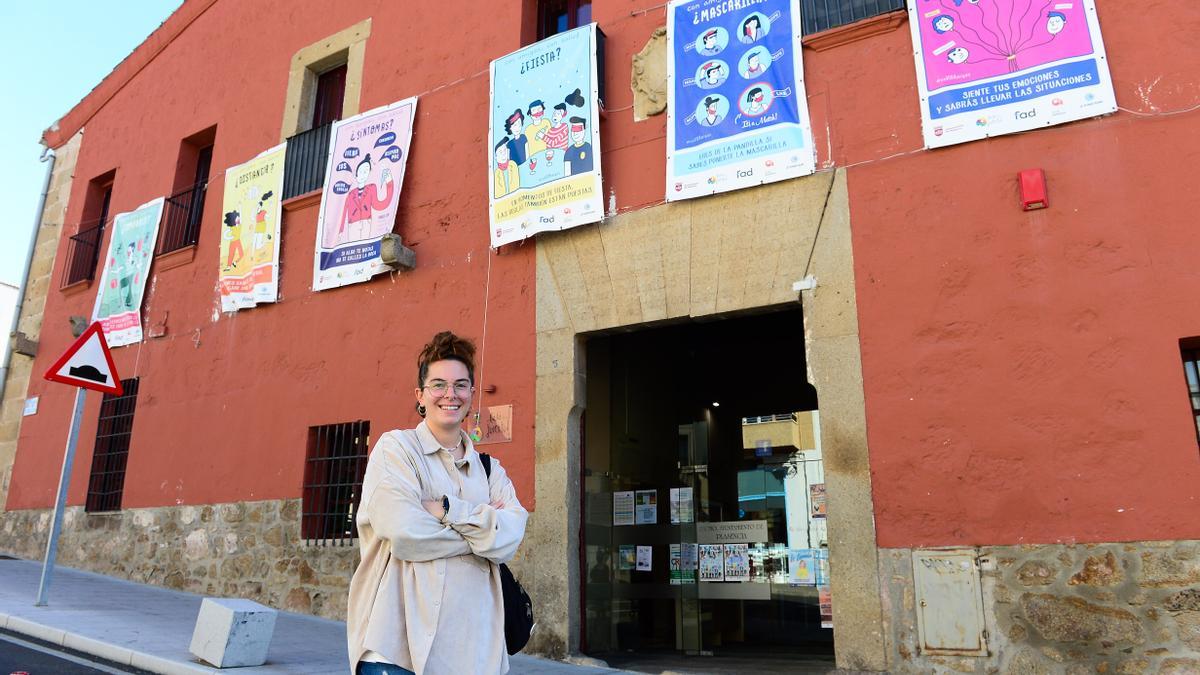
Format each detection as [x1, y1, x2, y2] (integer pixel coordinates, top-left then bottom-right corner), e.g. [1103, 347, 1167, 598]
[0, 631, 136, 674]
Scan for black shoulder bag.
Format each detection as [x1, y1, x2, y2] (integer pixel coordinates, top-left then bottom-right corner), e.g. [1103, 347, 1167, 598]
[479, 452, 535, 655]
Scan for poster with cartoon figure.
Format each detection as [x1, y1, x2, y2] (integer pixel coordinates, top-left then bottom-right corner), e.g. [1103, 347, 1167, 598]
[220, 143, 284, 311]
[908, 0, 1117, 148]
[489, 23, 602, 247]
[313, 97, 417, 291]
[666, 0, 815, 202]
[90, 197, 164, 347]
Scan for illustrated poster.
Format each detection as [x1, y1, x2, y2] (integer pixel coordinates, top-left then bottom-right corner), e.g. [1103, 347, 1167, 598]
[699, 543, 725, 581]
[820, 585, 833, 628]
[908, 0, 1117, 148]
[489, 24, 603, 247]
[636, 545, 653, 572]
[635, 489, 658, 525]
[613, 491, 635, 526]
[670, 544, 683, 584]
[682, 542, 698, 584]
[666, 0, 815, 201]
[809, 482, 827, 519]
[619, 545, 636, 570]
[220, 143, 285, 312]
[670, 486, 695, 524]
[724, 543, 750, 581]
[91, 198, 164, 347]
[789, 548, 817, 586]
[313, 97, 416, 291]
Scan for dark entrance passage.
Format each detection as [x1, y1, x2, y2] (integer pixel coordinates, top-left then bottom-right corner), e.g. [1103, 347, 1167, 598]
[581, 309, 835, 671]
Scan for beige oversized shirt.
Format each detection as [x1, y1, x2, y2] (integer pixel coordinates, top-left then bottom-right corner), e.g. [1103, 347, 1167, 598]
[346, 422, 528, 674]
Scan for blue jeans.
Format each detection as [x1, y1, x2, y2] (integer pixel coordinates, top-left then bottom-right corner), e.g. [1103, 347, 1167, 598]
[357, 662, 415, 675]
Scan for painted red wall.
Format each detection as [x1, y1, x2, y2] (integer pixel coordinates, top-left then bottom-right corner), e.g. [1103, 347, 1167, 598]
[844, 4, 1200, 546]
[10, 0, 538, 510]
[12, 1, 1200, 549]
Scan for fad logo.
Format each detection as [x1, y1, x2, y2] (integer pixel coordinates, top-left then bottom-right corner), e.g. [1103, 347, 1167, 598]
[538, 215, 556, 224]
[1014, 108, 1037, 120]
[736, 168, 753, 178]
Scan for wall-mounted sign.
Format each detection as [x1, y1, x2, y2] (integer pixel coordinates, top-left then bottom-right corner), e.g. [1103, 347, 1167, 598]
[91, 198, 164, 347]
[489, 23, 603, 247]
[907, 0, 1117, 148]
[698, 519, 768, 544]
[666, 0, 815, 201]
[314, 98, 417, 291]
[220, 142, 285, 311]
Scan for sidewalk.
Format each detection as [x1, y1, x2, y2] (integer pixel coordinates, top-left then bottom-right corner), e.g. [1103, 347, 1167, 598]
[0, 558, 623, 674]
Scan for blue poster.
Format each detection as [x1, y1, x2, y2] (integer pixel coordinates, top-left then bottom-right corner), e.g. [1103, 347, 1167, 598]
[667, 0, 815, 201]
[489, 24, 603, 247]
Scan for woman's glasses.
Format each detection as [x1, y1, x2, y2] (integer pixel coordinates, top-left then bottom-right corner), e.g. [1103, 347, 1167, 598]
[423, 380, 474, 397]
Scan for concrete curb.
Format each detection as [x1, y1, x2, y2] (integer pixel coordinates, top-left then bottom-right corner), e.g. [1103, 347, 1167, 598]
[0, 611, 216, 674]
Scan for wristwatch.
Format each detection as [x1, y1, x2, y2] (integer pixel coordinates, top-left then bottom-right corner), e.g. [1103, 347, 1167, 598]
[441, 495, 450, 517]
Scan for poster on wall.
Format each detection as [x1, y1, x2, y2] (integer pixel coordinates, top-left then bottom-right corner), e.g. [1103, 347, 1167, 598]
[788, 548, 817, 586]
[666, 0, 815, 202]
[313, 97, 417, 291]
[907, 0, 1117, 149]
[635, 489, 658, 525]
[619, 545, 636, 570]
[699, 544, 724, 581]
[488, 24, 603, 247]
[819, 585, 833, 628]
[670, 486, 694, 524]
[220, 143, 285, 312]
[91, 197, 164, 347]
[724, 543, 750, 581]
[809, 482, 827, 519]
[636, 545, 653, 571]
[613, 491, 635, 526]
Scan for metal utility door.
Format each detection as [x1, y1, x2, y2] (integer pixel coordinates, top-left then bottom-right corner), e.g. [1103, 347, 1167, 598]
[911, 548, 988, 656]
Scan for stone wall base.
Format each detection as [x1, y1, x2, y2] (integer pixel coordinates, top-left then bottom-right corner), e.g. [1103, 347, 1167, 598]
[881, 541, 1200, 673]
[0, 499, 357, 621]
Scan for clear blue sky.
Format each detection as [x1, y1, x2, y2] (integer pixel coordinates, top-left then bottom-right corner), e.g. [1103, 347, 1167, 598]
[0, 2, 182, 287]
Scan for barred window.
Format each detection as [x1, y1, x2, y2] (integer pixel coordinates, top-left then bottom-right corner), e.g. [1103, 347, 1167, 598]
[800, 0, 905, 35]
[85, 378, 140, 512]
[302, 420, 371, 544]
[1183, 341, 1200, 447]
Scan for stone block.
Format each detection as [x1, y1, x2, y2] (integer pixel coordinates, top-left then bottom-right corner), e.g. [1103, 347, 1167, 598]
[189, 597, 277, 668]
[1016, 560, 1057, 586]
[1140, 551, 1200, 588]
[1160, 658, 1200, 674]
[1069, 550, 1123, 586]
[1019, 593, 1144, 645]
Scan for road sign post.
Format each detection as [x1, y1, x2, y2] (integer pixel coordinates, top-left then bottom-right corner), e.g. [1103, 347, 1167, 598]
[35, 387, 86, 606]
[36, 322, 120, 606]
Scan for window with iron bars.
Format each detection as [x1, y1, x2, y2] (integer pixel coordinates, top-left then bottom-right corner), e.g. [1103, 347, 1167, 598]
[302, 420, 371, 544]
[800, 0, 906, 35]
[62, 180, 113, 288]
[85, 378, 140, 512]
[1183, 340, 1200, 448]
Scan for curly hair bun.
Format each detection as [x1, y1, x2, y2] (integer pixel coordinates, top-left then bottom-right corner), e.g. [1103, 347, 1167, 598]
[417, 331, 477, 387]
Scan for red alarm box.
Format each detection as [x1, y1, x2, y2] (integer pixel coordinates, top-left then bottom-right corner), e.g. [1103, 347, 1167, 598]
[1019, 169, 1048, 211]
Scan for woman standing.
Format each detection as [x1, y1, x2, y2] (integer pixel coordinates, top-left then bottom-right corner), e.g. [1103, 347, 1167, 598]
[347, 332, 528, 674]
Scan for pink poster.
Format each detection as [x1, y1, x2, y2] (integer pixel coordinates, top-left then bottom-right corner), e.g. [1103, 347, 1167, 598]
[908, 0, 1117, 148]
[313, 98, 416, 291]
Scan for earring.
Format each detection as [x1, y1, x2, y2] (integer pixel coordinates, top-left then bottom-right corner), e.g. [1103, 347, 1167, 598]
[417, 404, 427, 417]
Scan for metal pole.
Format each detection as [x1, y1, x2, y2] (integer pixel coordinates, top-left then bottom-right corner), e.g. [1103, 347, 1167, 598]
[35, 386, 86, 606]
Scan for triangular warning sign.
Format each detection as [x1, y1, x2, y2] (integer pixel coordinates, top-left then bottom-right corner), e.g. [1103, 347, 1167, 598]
[44, 322, 122, 395]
